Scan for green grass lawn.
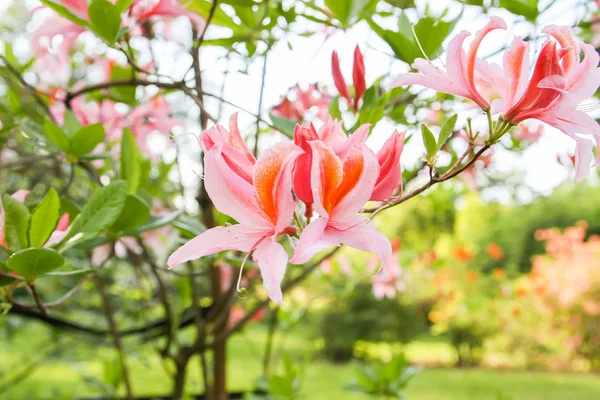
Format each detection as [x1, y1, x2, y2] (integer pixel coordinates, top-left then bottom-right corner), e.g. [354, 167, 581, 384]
[1, 324, 600, 399]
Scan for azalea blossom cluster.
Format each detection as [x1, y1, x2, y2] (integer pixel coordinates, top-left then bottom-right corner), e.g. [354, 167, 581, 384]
[30, 0, 191, 155]
[31, 0, 204, 83]
[168, 114, 405, 303]
[392, 17, 600, 181]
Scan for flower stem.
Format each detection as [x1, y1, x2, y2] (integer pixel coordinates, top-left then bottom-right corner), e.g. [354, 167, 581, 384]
[293, 212, 305, 233]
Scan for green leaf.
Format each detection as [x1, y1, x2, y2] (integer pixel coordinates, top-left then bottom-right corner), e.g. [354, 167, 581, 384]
[40, 0, 90, 28]
[2, 195, 30, 251]
[120, 129, 142, 194]
[110, 65, 137, 104]
[173, 214, 207, 238]
[63, 111, 82, 137]
[28, 188, 60, 248]
[88, 0, 122, 44]
[329, 99, 343, 121]
[69, 123, 105, 157]
[187, 0, 241, 31]
[438, 114, 458, 149]
[269, 113, 296, 138]
[115, 0, 134, 12]
[6, 248, 65, 279]
[124, 210, 182, 236]
[43, 119, 70, 153]
[421, 125, 437, 160]
[0, 275, 20, 287]
[47, 268, 95, 277]
[325, 0, 373, 27]
[61, 180, 128, 245]
[499, 0, 538, 22]
[367, 13, 458, 65]
[110, 195, 151, 233]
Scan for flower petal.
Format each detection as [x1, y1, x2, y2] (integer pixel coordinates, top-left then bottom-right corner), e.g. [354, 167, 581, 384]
[332, 51, 352, 105]
[204, 143, 268, 226]
[293, 124, 319, 208]
[370, 131, 405, 201]
[253, 142, 303, 232]
[290, 217, 329, 265]
[309, 141, 343, 218]
[327, 215, 392, 269]
[167, 224, 268, 268]
[352, 45, 366, 109]
[252, 238, 289, 303]
[331, 144, 379, 219]
[574, 138, 593, 183]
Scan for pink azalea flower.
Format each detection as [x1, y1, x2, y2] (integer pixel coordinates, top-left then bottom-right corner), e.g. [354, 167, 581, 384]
[372, 250, 405, 300]
[292, 120, 369, 216]
[30, 11, 86, 84]
[484, 25, 600, 182]
[130, 0, 205, 31]
[390, 17, 507, 110]
[271, 84, 332, 123]
[290, 140, 391, 271]
[515, 122, 544, 143]
[331, 45, 366, 111]
[126, 97, 184, 153]
[168, 126, 303, 303]
[199, 113, 256, 184]
[0, 191, 70, 249]
[370, 131, 405, 201]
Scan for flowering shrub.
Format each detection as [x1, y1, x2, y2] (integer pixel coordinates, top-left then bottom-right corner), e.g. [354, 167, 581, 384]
[1, 0, 599, 398]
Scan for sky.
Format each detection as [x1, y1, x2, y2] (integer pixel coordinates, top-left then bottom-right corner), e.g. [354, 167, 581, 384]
[1, 0, 598, 204]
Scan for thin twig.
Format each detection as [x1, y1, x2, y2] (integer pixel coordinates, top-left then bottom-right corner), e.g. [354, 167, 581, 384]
[253, 53, 269, 157]
[26, 283, 47, 316]
[0, 56, 55, 122]
[95, 269, 134, 399]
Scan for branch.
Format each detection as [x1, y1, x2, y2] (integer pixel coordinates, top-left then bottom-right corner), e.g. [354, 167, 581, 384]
[95, 271, 134, 399]
[26, 283, 47, 316]
[207, 247, 341, 349]
[362, 145, 491, 214]
[0, 56, 55, 123]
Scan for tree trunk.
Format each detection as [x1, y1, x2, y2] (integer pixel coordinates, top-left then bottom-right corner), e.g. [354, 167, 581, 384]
[211, 265, 229, 400]
[172, 359, 188, 400]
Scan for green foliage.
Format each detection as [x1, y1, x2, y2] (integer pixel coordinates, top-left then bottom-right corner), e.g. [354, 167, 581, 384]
[28, 188, 60, 248]
[258, 356, 304, 400]
[69, 124, 105, 157]
[120, 129, 143, 194]
[471, 184, 600, 273]
[421, 125, 437, 161]
[346, 353, 421, 398]
[1, 194, 30, 251]
[42, 120, 105, 159]
[88, 0, 123, 44]
[438, 114, 458, 148]
[6, 248, 65, 279]
[39, 0, 89, 27]
[368, 13, 459, 65]
[325, 0, 375, 27]
[110, 195, 151, 233]
[43, 119, 71, 154]
[269, 113, 296, 138]
[60, 180, 128, 247]
[319, 284, 428, 362]
[498, 0, 539, 22]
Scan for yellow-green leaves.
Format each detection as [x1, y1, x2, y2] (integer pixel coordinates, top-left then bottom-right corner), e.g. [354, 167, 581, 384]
[120, 129, 143, 194]
[6, 248, 65, 280]
[28, 188, 60, 248]
[43, 119, 105, 160]
[88, 0, 124, 45]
